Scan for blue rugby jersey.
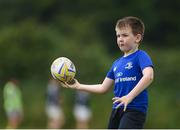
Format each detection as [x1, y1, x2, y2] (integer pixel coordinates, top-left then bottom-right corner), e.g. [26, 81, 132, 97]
[106, 50, 153, 113]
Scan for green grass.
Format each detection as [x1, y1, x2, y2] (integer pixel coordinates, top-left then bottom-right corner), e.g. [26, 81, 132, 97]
[1, 78, 180, 128]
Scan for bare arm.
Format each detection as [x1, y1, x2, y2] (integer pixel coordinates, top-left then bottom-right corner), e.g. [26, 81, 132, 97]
[63, 77, 114, 94]
[127, 66, 154, 99]
[77, 77, 114, 94]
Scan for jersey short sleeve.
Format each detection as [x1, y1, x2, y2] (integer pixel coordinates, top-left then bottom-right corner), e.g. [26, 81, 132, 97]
[138, 51, 153, 71]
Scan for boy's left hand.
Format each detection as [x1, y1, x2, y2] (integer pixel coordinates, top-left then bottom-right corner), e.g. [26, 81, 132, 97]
[112, 95, 133, 111]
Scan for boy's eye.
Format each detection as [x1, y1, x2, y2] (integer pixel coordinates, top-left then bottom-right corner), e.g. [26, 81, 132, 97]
[122, 34, 128, 37]
[116, 34, 120, 37]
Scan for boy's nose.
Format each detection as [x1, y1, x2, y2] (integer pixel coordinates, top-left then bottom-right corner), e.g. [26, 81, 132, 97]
[118, 37, 123, 42]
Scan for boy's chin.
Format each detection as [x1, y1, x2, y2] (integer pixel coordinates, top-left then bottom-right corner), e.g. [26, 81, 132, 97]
[120, 48, 129, 52]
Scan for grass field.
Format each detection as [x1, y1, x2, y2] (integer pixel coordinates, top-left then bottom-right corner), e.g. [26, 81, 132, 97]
[0, 79, 113, 128]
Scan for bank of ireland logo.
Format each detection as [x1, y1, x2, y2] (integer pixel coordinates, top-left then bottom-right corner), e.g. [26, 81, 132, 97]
[125, 62, 133, 69]
[116, 72, 123, 77]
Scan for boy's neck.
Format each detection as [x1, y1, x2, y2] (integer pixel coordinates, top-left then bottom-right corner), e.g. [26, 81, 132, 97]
[124, 47, 139, 57]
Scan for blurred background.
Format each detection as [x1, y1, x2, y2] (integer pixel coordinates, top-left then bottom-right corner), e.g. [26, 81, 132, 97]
[0, 0, 180, 128]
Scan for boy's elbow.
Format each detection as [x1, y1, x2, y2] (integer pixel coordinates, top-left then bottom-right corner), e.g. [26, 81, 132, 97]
[98, 88, 108, 94]
[150, 76, 154, 83]
[149, 73, 154, 83]
[99, 85, 109, 94]
[147, 68, 154, 83]
[101, 89, 108, 94]
[144, 72, 154, 84]
[143, 67, 154, 84]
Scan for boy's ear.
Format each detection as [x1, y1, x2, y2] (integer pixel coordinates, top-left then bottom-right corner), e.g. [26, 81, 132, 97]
[135, 34, 142, 43]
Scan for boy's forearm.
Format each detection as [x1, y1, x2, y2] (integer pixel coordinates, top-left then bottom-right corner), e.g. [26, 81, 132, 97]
[77, 84, 105, 94]
[127, 75, 153, 100]
[75, 77, 114, 94]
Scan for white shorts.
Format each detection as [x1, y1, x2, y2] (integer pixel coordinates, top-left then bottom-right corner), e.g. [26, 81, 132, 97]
[73, 104, 92, 122]
[46, 105, 63, 120]
[7, 110, 23, 119]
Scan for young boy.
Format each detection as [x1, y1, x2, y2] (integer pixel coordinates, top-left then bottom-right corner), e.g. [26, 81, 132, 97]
[61, 16, 154, 129]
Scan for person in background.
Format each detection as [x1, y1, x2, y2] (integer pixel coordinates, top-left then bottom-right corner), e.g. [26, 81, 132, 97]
[73, 90, 92, 129]
[45, 78, 65, 129]
[3, 78, 23, 129]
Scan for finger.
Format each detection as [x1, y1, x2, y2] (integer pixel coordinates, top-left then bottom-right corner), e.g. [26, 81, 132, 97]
[123, 104, 127, 111]
[115, 102, 124, 109]
[74, 78, 78, 83]
[67, 79, 75, 84]
[112, 97, 119, 101]
[64, 82, 76, 89]
[59, 81, 68, 88]
[64, 82, 71, 88]
[61, 83, 67, 88]
[113, 99, 121, 104]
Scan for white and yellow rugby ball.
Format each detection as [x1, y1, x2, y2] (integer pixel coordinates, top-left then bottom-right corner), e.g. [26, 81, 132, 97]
[51, 57, 76, 82]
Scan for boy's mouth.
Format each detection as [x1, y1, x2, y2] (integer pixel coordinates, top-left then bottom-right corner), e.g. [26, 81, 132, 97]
[120, 43, 125, 47]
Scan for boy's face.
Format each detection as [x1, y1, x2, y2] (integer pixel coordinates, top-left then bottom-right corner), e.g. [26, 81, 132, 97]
[116, 26, 141, 53]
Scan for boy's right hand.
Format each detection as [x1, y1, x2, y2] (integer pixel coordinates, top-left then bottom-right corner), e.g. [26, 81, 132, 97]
[59, 79, 80, 89]
[59, 81, 68, 88]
